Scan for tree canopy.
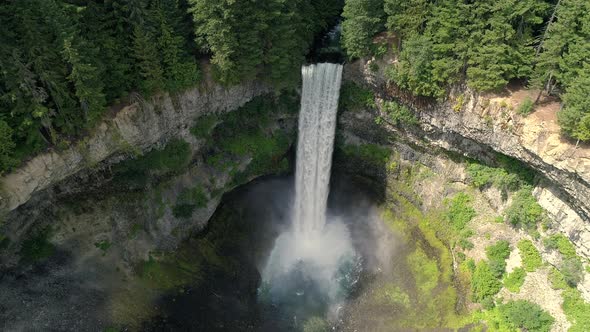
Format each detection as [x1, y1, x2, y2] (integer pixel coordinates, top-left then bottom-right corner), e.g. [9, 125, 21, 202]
[0, 0, 343, 174]
[341, 0, 590, 141]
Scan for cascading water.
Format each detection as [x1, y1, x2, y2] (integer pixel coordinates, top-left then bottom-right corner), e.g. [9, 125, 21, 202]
[293, 63, 342, 239]
[260, 63, 361, 324]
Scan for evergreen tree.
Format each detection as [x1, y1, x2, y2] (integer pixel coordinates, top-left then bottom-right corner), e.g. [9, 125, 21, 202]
[62, 37, 106, 127]
[132, 24, 165, 94]
[0, 119, 17, 174]
[384, 0, 430, 41]
[558, 67, 590, 140]
[154, 2, 199, 92]
[341, 0, 386, 59]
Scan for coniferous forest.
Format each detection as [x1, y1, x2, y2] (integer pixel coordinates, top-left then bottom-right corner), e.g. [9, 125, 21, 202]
[342, 0, 590, 139]
[0, 0, 342, 173]
[1, 0, 589, 174]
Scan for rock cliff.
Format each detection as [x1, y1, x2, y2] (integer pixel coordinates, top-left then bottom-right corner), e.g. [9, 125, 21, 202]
[0, 81, 269, 214]
[344, 59, 590, 258]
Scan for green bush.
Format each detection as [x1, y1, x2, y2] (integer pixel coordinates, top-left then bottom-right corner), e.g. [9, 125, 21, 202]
[20, 228, 55, 263]
[342, 143, 391, 169]
[303, 316, 329, 332]
[516, 97, 534, 116]
[444, 193, 477, 232]
[208, 94, 294, 179]
[486, 240, 511, 278]
[517, 240, 543, 272]
[471, 261, 502, 303]
[139, 255, 199, 290]
[178, 185, 208, 208]
[383, 100, 418, 126]
[116, 139, 192, 178]
[190, 114, 218, 138]
[549, 267, 568, 290]
[498, 300, 554, 332]
[503, 267, 526, 293]
[173, 203, 195, 218]
[339, 81, 376, 111]
[0, 120, 17, 175]
[543, 233, 577, 259]
[505, 186, 544, 229]
[562, 288, 590, 332]
[466, 156, 535, 195]
[94, 240, 111, 254]
[172, 185, 208, 219]
[0, 234, 10, 250]
[407, 246, 439, 295]
[466, 163, 520, 193]
[375, 283, 411, 307]
[561, 257, 584, 287]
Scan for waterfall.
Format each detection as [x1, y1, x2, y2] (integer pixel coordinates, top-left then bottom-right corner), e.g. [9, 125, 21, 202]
[293, 63, 343, 238]
[261, 63, 358, 309]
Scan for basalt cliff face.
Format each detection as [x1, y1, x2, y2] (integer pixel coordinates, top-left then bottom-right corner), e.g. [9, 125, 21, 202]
[0, 81, 269, 214]
[2, 60, 590, 262]
[344, 58, 590, 259]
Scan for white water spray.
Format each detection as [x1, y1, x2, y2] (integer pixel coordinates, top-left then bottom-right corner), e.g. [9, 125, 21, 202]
[261, 64, 359, 307]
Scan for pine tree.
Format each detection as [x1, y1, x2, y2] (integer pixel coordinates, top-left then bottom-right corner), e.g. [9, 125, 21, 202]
[153, 0, 199, 92]
[132, 25, 165, 94]
[0, 119, 17, 174]
[341, 0, 386, 59]
[62, 37, 106, 127]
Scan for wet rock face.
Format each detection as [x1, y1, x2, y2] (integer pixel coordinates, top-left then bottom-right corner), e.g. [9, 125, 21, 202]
[342, 59, 590, 260]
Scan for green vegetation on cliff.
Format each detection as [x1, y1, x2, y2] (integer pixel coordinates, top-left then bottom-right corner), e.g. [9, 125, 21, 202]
[0, 0, 343, 174]
[341, 0, 590, 140]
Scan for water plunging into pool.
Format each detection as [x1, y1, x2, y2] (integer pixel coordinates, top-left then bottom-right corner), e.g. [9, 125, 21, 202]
[261, 63, 360, 320]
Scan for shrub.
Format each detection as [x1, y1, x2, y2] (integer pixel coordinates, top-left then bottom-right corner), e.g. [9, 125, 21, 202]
[498, 300, 554, 332]
[303, 316, 329, 332]
[0, 234, 10, 250]
[20, 228, 55, 263]
[562, 288, 590, 332]
[466, 156, 535, 194]
[466, 163, 520, 193]
[178, 185, 208, 208]
[94, 240, 111, 254]
[444, 193, 477, 232]
[486, 240, 511, 278]
[115, 139, 191, 178]
[342, 143, 391, 169]
[503, 267, 526, 293]
[375, 284, 410, 307]
[517, 240, 542, 272]
[339, 81, 376, 111]
[516, 97, 534, 116]
[172, 185, 208, 219]
[561, 257, 584, 287]
[190, 114, 218, 138]
[407, 246, 439, 295]
[139, 255, 198, 290]
[173, 203, 195, 219]
[383, 100, 418, 126]
[471, 261, 502, 303]
[549, 267, 568, 290]
[0, 120, 17, 175]
[505, 186, 544, 229]
[543, 233, 577, 259]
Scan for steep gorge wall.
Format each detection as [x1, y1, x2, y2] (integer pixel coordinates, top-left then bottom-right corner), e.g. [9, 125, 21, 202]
[0, 81, 269, 214]
[344, 59, 590, 258]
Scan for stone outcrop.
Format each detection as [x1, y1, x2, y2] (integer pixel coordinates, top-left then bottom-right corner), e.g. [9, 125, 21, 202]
[344, 59, 590, 259]
[0, 81, 269, 214]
